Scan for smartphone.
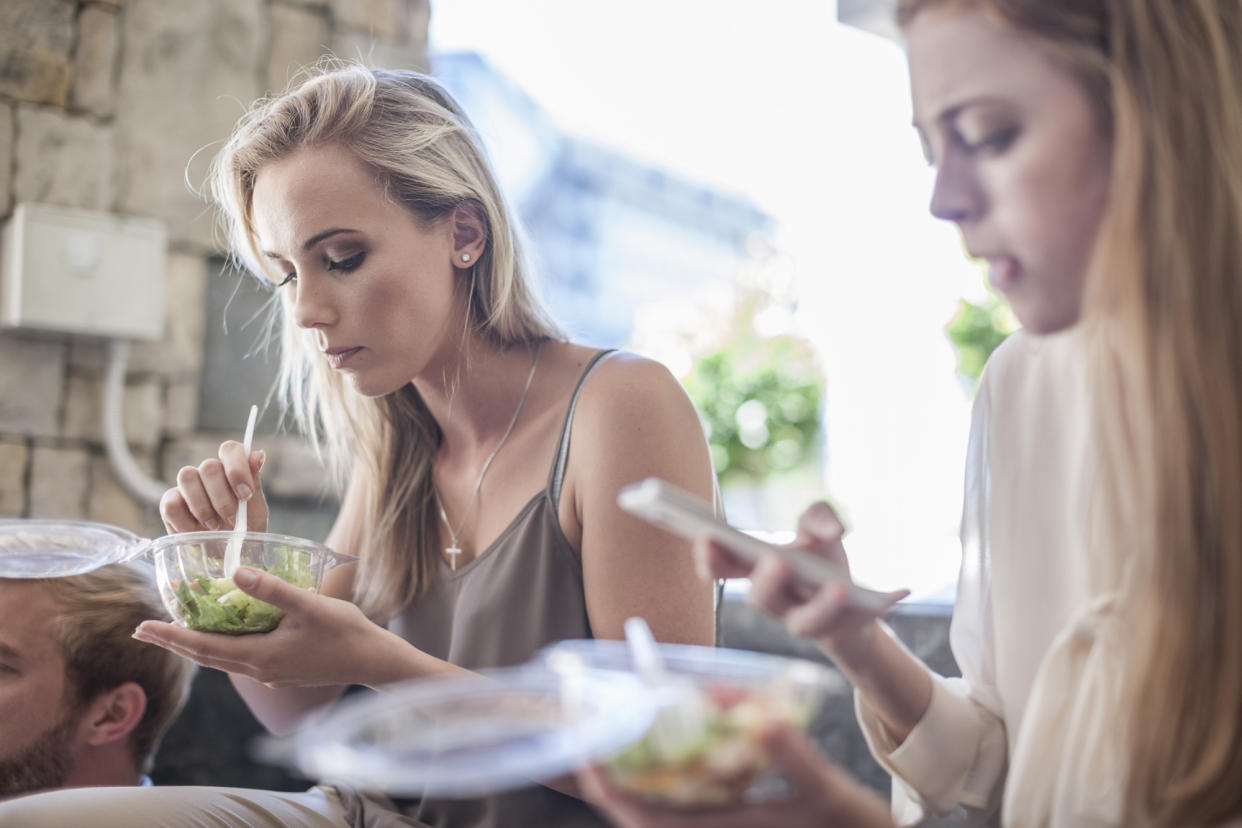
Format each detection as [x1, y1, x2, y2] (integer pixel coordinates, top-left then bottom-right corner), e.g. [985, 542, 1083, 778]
[617, 477, 896, 612]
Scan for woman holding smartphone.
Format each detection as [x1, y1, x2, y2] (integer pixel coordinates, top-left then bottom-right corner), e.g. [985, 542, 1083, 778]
[584, 0, 1242, 825]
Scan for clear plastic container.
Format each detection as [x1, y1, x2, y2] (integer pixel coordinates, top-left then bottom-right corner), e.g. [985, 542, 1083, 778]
[146, 531, 355, 635]
[0, 519, 354, 635]
[0, 520, 142, 578]
[259, 664, 659, 798]
[538, 638, 845, 810]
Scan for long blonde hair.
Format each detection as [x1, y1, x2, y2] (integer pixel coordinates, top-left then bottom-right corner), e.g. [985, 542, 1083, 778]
[901, 1, 1242, 823]
[210, 63, 562, 620]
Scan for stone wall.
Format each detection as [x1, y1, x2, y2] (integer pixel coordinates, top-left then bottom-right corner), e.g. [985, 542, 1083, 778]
[0, 0, 429, 535]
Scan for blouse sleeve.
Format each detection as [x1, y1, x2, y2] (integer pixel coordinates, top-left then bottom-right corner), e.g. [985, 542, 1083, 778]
[854, 359, 1009, 825]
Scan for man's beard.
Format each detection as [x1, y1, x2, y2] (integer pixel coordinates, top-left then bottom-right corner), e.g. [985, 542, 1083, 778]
[0, 711, 80, 799]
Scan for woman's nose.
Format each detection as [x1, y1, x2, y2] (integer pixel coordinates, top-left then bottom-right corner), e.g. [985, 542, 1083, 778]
[929, 154, 983, 224]
[291, 275, 338, 330]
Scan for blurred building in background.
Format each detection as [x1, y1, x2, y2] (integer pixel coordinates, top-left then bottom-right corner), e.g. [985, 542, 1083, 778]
[431, 51, 774, 349]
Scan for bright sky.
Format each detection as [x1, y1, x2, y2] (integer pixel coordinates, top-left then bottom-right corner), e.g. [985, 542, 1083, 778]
[430, 0, 986, 598]
[433, 1, 860, 214]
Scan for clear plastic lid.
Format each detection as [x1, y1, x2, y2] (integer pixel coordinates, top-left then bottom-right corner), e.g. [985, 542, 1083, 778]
[538, 638, 844, 690]
[261, 664, 657, 798]
[0, 520, 143, 578]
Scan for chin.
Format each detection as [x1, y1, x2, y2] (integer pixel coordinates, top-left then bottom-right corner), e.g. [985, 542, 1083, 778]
[345, 374, 401, 400]
[1012, 299, 1082, 336]
[1021, 318, 1075, 336]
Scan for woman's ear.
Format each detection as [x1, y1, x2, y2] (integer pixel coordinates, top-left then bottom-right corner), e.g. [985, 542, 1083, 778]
[81, 681, 147, 748]
[451, 203, 488, 268]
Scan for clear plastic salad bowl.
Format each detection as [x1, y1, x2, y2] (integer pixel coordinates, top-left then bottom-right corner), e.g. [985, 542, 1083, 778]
[147, 531, 355, 635]
[0, 521, 354, 635]
[256, 664, 659, 798]
[539, 638, 846, 810]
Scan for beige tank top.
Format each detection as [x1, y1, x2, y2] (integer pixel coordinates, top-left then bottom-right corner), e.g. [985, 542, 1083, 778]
[380, 349, 616, 828]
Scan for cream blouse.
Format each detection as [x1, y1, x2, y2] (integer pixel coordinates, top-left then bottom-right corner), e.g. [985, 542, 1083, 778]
[855, 328, 1108, 825]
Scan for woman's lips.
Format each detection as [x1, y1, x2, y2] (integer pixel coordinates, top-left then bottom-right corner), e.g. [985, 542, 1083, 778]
[324, 347, 363, 369]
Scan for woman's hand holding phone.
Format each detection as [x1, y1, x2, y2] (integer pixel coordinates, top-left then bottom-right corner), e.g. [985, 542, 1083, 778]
[703, 501, 906, 669]
[617, 479, 907, 670]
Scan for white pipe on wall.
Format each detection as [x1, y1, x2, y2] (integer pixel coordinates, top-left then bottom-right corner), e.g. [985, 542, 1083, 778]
[103, 339, 170, 505]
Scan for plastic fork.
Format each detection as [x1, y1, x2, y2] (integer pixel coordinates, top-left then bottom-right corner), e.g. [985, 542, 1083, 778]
[624, 617, 708, 762]
[223, 404, 258, 578]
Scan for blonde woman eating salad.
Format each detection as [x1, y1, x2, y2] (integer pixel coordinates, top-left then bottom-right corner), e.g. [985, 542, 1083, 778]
[0, 64, 717, 828]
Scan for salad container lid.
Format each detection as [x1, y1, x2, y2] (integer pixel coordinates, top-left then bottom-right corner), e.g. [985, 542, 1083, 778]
[0, 521, 359, 581]
[0, 520, 143, 578]
[539, 638, 844, 689]
[259, 664, 657, 798]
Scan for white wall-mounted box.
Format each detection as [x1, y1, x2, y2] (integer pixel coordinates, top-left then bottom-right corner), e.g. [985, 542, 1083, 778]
[1, 203, 167, 341]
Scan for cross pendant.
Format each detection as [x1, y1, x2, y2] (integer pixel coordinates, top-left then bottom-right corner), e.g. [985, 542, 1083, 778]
[445, 546, 462, 571]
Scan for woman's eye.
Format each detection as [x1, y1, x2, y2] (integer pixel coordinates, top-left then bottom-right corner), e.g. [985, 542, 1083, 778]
[277, 272, 296, 288]
[960, 126, 1018, 155]
[326, 252, 366, 272]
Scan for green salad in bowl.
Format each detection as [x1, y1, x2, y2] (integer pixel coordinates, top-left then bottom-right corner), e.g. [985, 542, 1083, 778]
[540, 639, 844, 809]
[149, 531, 354, 635]
[605, 677, 813, 807]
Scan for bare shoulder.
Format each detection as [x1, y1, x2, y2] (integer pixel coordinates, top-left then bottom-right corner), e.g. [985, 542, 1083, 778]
[572, 349, 698, 433]
[556, 345, 715, 539]
[560, 348, 710, 492]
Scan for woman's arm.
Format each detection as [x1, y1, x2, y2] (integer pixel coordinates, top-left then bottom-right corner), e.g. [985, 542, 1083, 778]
[563, 354, 717, 645]
[559, 350, 929, 734]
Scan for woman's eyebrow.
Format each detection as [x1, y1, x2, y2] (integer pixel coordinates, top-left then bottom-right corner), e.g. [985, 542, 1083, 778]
[261, 227, 358, 259]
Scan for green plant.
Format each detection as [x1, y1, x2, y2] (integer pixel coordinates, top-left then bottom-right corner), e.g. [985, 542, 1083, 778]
[684, 328, 823, 485]
[944, 289, 1019, 388]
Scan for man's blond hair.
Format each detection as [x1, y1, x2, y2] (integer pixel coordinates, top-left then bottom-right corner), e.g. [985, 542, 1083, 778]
[39, 564, 196, 773]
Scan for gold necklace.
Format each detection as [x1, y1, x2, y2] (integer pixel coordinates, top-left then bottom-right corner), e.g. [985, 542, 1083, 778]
[434, 341, 543, 570]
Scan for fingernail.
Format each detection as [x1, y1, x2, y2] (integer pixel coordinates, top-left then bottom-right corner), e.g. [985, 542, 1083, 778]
[233, 567, 257, 588]
[205, 518, 221, 531]
[255, 449, 266, 470]
[236, 484, 253, 501]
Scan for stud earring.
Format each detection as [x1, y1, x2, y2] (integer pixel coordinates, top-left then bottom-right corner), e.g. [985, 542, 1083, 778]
[461, 254, 471, 263]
